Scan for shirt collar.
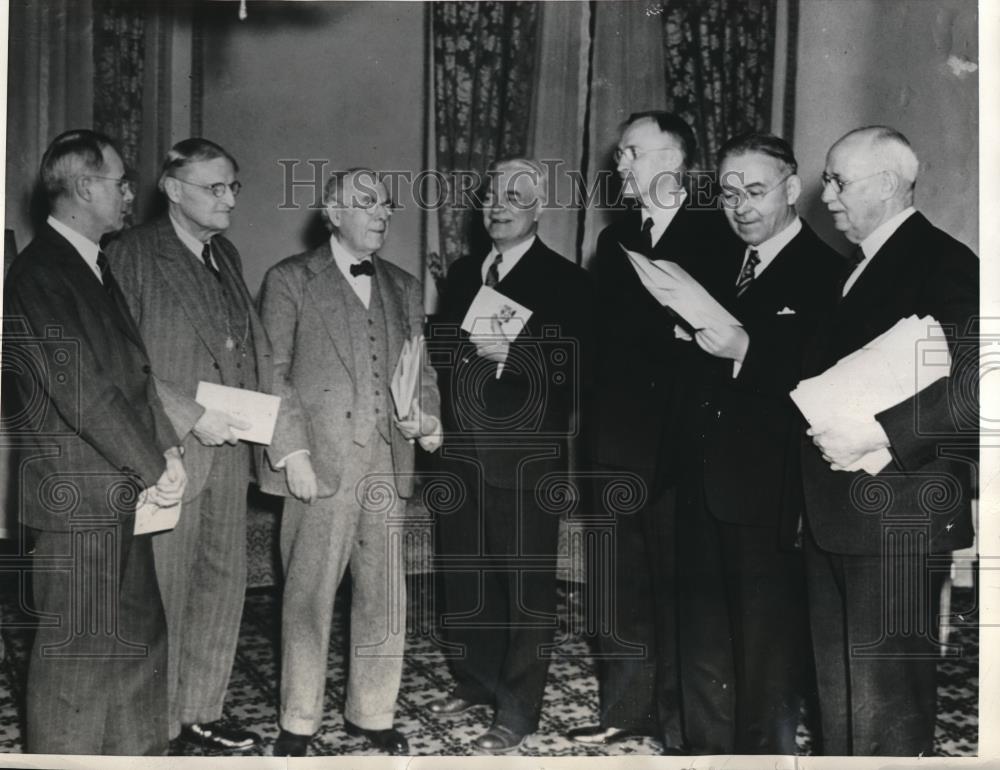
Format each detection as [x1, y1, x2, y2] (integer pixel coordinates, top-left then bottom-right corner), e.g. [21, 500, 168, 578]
[859, 206, 916, 261]
[641, 188, 687, 242]
[745, 217, 802, 275]
[330, 234, 374, 280]
[47, 215, 101, 278]
[483, 235, 536, 282]
[169, 213, 210, 258]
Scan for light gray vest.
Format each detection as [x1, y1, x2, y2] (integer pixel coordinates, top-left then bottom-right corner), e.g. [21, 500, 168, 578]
[339, 272, 392, 446]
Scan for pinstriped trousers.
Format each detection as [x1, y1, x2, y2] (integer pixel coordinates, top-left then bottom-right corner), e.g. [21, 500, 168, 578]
[279, 432, 406, 735]
[152, 443, 250, 737]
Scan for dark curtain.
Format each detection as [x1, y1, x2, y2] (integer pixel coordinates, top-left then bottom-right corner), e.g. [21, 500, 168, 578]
[93, 0, 146, 174]
[430, 2, 539, 285]
[660, 0, 777, 169]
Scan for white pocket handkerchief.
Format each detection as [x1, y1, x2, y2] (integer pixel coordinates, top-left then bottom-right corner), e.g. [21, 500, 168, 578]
[777, 306, 797, 315]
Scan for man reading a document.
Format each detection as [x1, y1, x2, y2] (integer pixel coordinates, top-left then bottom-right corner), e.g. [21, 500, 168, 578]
[258, 168, 442, 757]
[800, 126, 977, 755]
[674, 133, 842, 754]
[107, 138, 270, 752]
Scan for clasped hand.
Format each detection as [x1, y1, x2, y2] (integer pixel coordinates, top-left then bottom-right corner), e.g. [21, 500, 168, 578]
[469, 315, 510, 364]
[807, 417, 890, 471]
[394, 399, 443, 453]
[146, 446, 187, 507]
[192, 408, 251, 446]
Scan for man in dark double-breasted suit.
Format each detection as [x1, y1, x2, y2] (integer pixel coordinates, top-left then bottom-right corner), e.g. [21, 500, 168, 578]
[674, 133, 843, 754]
[802, 126, 977, 756]
[4, 129, 186, 755]
[429, 158, 592, 752]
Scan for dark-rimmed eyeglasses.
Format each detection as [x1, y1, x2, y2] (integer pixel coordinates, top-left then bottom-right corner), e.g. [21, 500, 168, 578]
[172, 177, 243, 198]
[820, 170, 885, 194]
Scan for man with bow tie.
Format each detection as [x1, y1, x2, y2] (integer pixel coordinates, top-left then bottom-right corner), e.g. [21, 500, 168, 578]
[567, 112, 737, 754]
[674, 132, 842, 754]
[107, 137, 270, 752]
[258, 168, 442, 757]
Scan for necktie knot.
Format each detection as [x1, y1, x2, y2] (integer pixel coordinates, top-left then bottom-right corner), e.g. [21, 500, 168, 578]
[848, 245, 865, 268]
[201, 241, 221, 280]
[350, 259, 375, 277]
[640, 217, 654, 251]
[485, 252, 503, 288]
[96, 251, 111, 288]
[736, 249, 760, 297]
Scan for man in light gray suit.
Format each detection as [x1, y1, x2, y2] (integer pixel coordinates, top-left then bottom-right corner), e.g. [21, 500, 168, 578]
[106, 138, 267, 752]
[259, 168, 442, 757]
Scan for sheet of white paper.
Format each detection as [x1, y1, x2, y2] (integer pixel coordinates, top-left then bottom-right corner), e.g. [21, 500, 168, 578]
[390, 335, 423, 420]
[623, 245, 740, 332]
[195, 381, 281, 445]
[790, 315, 949, 475]
[460, 285, 533, 341]
[133, 494, 182, 535]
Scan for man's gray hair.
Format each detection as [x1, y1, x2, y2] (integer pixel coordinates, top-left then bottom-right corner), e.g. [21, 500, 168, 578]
[843, 125, 920, 189]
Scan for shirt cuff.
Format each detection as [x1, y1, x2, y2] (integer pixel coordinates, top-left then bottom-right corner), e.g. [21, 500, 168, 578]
[274, 448, 310, 469]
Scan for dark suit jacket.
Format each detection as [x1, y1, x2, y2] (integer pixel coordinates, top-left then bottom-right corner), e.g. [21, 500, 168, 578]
[690, 222, 844, 530]
[588, 204, 740, 492]
[3, 223, 178, 531]
[436, 238, 592, 489]
[106, 216, 275, 500]
[801, 212, 978, 555]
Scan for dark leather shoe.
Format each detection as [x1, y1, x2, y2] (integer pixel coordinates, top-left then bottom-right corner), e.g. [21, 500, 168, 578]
[473, 724, 527, 753]
[179, 720, 260, 752]
[344, 720, 409, 755]
[566, 725, 648, 745]
[427, 692, 486, 715]
[273, 729, 311, 757]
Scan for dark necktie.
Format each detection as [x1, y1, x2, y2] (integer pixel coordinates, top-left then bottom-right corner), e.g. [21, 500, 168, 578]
[735, 249, 761, 297]
[641, 217, 654, 252]
[484, 252, 503, 288]
[202, 242, 221, 281]
[840, 246, 866, 296]
[350, 259, 375, 277]
[96, 251, 113, 293]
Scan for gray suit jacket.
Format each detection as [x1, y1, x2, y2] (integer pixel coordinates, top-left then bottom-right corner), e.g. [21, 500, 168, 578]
[257, 242, 440, 499]
[106, 216, 275, 500]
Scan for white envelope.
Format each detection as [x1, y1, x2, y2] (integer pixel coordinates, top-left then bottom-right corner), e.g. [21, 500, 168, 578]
[461, 285, 533, 342]
[195, 381, 281, 445]
[134, 494, 182, 535]
[390, 335, 424, 421]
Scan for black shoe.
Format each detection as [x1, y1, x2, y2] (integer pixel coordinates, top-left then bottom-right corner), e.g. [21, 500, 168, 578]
[273, 729, 311, 757]
[473, 723, 527, 753]
[344, 719, 409, 755]
[179, 720, 261, 752]
[566, 725, 649, 745]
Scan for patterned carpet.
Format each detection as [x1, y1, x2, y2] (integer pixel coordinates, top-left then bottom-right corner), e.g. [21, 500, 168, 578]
[0, 573, 979, 757]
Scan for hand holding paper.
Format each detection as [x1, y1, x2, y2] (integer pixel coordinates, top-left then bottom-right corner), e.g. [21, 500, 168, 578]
[807, 418, 890, 471]
[194, 382, 281, 445]
[461, 285, 532, 341]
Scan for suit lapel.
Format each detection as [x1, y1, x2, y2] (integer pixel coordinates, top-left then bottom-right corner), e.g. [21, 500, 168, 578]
[152, 218, 228, 362]
[304, 242, 355, 383]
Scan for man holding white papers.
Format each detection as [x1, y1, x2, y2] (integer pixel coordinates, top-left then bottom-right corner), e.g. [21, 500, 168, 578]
[107, 138, 271, 751]
[4, 130, 185, 753]
[258, 169, 441, 757]
[674, 133, 842, 754]
[800, 126, 977, 755]
[570, 112, 738, 753]
[430, 159, 592, 752]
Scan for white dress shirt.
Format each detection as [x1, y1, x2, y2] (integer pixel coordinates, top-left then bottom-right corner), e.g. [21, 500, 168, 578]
[843, 206, 916, 296]
[47, 215, 102, 282]
[331, 235, 373, 309]
[480, 235, 535, 283]
[641, 188, 687, 246]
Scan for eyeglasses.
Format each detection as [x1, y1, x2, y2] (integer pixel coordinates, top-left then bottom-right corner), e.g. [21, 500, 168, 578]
[820, 170, 885, 194]
[172, 177, 243, 198]
[720, 171, 793, 208]
[613, 145, 680, 164]
[85, 175, 134, 194]
[482, 191, 537, 209]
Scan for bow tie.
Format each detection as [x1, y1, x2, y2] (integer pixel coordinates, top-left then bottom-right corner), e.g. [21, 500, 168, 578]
[350, 259, 375, 277]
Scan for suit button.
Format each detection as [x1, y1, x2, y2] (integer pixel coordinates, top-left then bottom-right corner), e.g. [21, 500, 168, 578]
[372, 354, 377, 361]
[239, 382, 245, 388]
[375, 408, 381, 414]
[346, 411, 352, 418]
[373, 372, 380, 379]
[142, 364, 151, 374]
[236, 362, 242, 369]
[650, 380, 656, 388]
[213, 362, 220, 370]
[375, 390, 380, 396]
[369, 336, 376, 341]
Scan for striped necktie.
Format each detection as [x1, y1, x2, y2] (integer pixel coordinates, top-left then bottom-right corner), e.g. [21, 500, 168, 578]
[485, 252, 503, 288]
[736, 249, 761, 297]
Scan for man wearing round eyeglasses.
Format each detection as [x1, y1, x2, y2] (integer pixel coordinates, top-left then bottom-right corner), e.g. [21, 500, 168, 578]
[106, 137, 274, 752]
[674, 132, 842, 754]
[569, 112, 738, 754]
[799, 126, 977, 756]
[258, 168, 442, 757]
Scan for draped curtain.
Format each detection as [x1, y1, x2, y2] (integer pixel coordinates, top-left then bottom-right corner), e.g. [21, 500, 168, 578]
[93, 0, 147, 174]
[660, 0, 778, 169]
[429, 2, 540, 287]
